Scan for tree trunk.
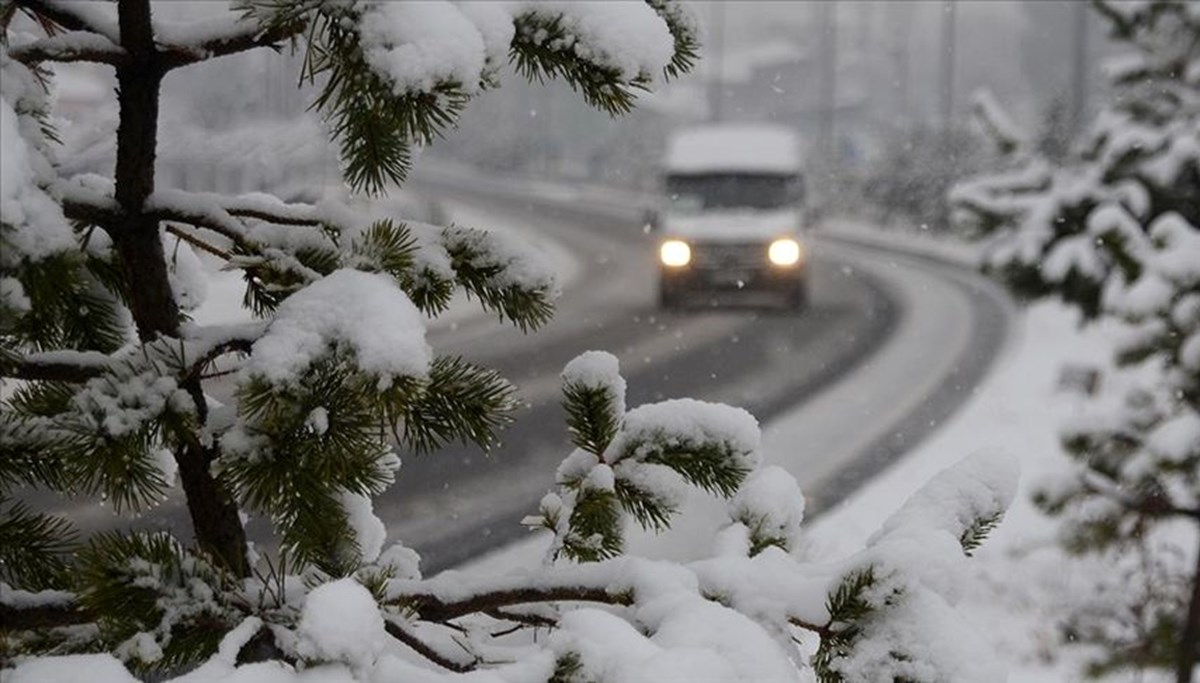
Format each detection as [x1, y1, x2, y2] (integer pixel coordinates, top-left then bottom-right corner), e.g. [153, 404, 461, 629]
[1177, 526, 1200, 683]
[112, 0, 248, 574]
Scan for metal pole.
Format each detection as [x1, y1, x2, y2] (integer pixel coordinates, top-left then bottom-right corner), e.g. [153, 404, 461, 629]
[938, 0, 957, 130]
[817, 1, 838, 165]
[889, 1, 912, 126]
[708, 1, 725, 122]
[1069, 0, 1089, 131]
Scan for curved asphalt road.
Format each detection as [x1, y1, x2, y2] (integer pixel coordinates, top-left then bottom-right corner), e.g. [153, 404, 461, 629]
[28, 173, 1011, 575]
[381, 175, 1012, 571]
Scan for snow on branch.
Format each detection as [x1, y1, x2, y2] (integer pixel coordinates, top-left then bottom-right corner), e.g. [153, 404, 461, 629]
[155, 14, 307, 71]
[12, 0, 121, 44]
[238, 0, 698, 195]
[0, 593, 89, 630]
[8, 31, 127, 67]
[970, 88, 1026, 157]
[2, 349, 111, 382]
[869, 450, 1019, 556]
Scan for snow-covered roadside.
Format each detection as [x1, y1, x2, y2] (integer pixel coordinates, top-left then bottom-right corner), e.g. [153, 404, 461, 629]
[450, 211, 1155, 680]
[818, 217, 982, 268]
[805, 301, 1108, 682]
[460, 299, 1124, 681]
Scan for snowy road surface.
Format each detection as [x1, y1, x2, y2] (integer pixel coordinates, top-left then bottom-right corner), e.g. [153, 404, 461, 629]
[380, 173, 1013, 571]
[27, 173, 1011, 574]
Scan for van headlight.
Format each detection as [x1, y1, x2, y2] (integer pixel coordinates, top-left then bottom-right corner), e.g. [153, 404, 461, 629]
[768, 238, 803, 266]
[660, 240, 691, 267]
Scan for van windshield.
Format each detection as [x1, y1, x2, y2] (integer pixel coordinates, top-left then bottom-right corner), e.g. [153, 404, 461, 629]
[666, 173, 800, 213]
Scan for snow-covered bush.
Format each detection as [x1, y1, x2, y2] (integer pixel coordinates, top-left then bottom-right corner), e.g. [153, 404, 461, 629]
[4, 1, 1015, 681]
[951, 2, 1200, 680]
[858, 123, 990, 232]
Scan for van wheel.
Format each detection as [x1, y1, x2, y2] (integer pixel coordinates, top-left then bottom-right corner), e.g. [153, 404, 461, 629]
[659, 282, 683, 310]
[786, 282, 808, 312]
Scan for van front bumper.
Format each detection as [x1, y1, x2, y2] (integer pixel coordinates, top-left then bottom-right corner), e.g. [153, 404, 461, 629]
[658, 262, 806, 293]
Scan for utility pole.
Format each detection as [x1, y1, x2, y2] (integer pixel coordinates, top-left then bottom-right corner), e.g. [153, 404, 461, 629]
[816, 1, 838, 165]
[708, 0, 726, 122]
[889, 1, 912, 126]
[938, 0, 957, 131]
[1069, 0, 1089, 131]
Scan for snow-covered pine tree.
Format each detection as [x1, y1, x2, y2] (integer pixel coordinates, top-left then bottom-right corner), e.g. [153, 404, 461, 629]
[5, 2, 1015, 681]
[951, 2, 1200, 680]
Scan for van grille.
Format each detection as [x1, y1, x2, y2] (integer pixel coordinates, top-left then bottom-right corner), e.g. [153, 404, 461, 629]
[690, 242, 768, 268]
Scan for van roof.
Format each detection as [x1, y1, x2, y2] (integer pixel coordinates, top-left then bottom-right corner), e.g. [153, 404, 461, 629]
[664, 123, 803, 174]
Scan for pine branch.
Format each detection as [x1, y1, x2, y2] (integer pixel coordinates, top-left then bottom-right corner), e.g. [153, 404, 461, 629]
[0, 411, 70, 488]
[13, 0, 121, 42]
[484, 607, 558, 628]
[8, 250, 129, 354]
[58, 185, 123, 230]
[393, 584, 631, 624]
[2, 353, 108, 382]
[390, 356, 517, 454]
[382, 619, 477, 673]
[286, 3, 468, 194]
[61, 185, 325, 255]
[0, 599, 91, 630]
[509, 10, 648, 117]
[613, 475, 675, 532]
[164, 223, 233, 260]
[75, 530, 240, 669]
[442, 227, 556, 331]
[812, 566, 890, 683]
[646, 0, 701, 80]
[959, 511, 1004, 557]
[0, 497, 77, 590]
[9, 31, 128, 67]
[550, 652, 586, 683]
[636, 440, 752, 499]
[561, 486, 624, 562]
[158, 16, 307, 71]
[1080, 473, 1200, 522]
[562, 380, 622, 456]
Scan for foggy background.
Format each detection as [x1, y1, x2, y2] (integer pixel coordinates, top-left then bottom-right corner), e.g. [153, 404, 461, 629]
[47, 1, 1115, 227]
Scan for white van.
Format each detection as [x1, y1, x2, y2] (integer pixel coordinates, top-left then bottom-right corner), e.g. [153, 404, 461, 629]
[653, 123, 809, 309]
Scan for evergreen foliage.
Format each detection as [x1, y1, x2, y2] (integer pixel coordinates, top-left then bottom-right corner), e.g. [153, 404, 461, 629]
[2, 2, 1017, 681]
[812, 567, 887, 683]
[951, 2, 1200, 679]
